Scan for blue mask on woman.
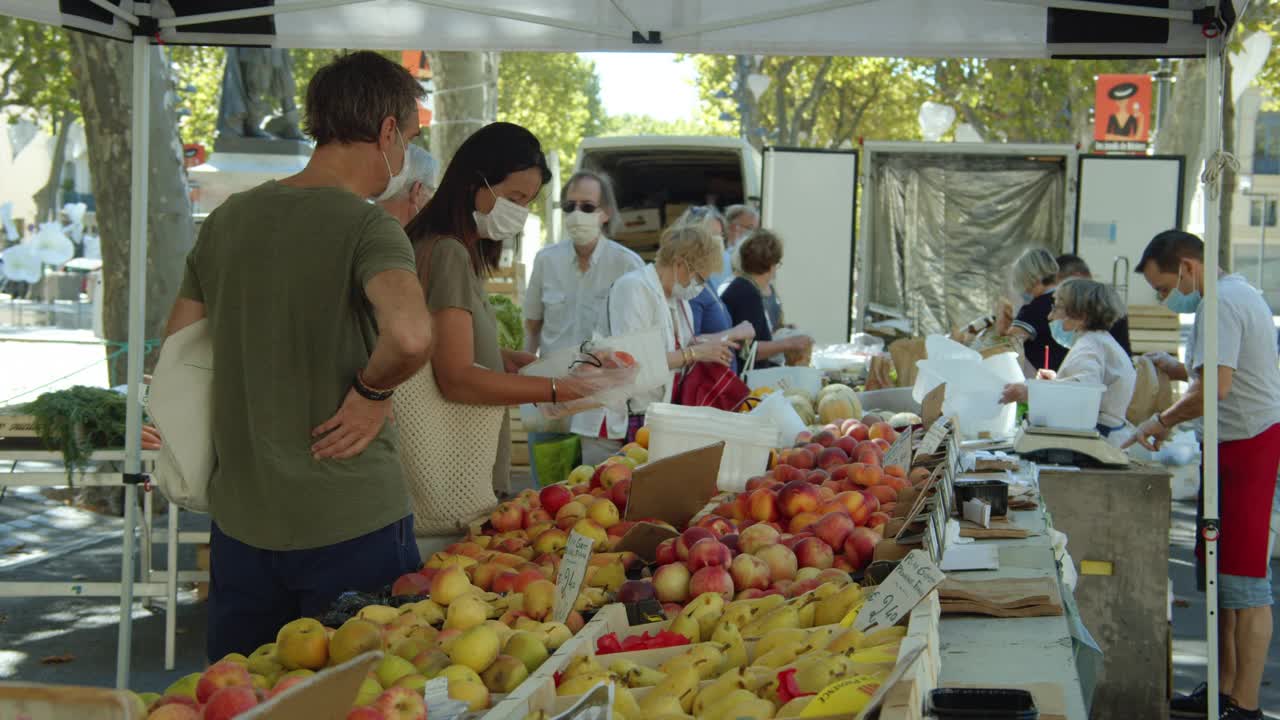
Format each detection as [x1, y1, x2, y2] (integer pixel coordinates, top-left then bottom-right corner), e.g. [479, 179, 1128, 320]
[1164, 265, 1202, 313]
[1049, 319, 1077, 349]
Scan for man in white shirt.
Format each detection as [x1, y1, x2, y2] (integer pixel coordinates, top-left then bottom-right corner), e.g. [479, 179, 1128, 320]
[1126, 230, 1280, 720]
[524, 170, 643, 468]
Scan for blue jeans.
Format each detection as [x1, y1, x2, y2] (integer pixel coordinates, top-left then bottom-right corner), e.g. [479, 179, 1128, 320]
[207, 516, 420, 661]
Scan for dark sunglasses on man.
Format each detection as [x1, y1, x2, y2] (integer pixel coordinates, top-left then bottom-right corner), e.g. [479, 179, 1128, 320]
[560, 200, 600, 214]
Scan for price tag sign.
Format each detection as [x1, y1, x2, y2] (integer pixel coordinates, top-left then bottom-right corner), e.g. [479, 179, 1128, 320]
[853, 549, 945, 632]
[552, 531, 594, 624]
[883, 428, 913, 469]
[915, 417, 951, 460]
[894, 463, 943, 542]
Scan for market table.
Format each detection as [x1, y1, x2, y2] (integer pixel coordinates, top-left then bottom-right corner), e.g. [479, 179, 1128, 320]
[936, 502, 1090, 720]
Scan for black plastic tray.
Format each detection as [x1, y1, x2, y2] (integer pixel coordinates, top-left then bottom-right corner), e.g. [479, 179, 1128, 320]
[954, 478, 1010, 517]
[926, 688, 1038, 719]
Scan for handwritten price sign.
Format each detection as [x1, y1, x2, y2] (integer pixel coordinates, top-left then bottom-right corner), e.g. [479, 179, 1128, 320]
[552, 531, 594, 624]
[883, 428, 913, 469]
[853, 549, 945, 632]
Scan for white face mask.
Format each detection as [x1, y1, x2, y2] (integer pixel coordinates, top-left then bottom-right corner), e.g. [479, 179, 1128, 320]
[672, 266, 704, 301]
[564, 210, 602, 246]
[473, 178, 530, 242]
[373, 126, 410, 203]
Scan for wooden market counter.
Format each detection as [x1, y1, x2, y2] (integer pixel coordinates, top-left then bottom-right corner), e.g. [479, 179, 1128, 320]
[936, 503, 1090, 720]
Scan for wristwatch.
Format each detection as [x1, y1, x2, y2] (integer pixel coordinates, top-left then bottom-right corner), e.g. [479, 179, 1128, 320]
[354, 370, 394, 401]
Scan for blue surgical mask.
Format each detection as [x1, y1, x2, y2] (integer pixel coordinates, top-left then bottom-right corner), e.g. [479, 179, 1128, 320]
[1164, 264, 1202, 313]
[1049, 319, 1077, 349]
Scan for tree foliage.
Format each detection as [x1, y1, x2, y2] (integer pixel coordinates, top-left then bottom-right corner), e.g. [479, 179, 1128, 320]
[497, 52, 605, 165]
[601, 113, 719, 137]
[0, 17, 77, 128]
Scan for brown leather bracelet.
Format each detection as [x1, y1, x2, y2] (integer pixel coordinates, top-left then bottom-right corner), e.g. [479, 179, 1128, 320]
[354, 369, 394, 401]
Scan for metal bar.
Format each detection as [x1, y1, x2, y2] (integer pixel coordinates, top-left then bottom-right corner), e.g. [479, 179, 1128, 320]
[116, 35, 151, 692]
[146, 570, 210, 583]
[664, 0, 878, 41]
[608, 0, 643, 32]
[141, 485, 153, 586]
[985, 0, 1194, 21]
[158, 0, 374, 29]
[405, 0, 633, 40]
[86, 0, 141, 26]
[0, 473, 133, 487]
[0, 582, 170, 598]
[1202, 27, 1224, 720]
[165, 503, 178, 670]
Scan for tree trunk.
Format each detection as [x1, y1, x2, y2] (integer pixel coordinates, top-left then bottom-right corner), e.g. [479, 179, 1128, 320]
[428, 51, 499, 168]
[1154, 60, 1206, 234]
[33, 111, 74, 224]
[67, 34, 195, 386]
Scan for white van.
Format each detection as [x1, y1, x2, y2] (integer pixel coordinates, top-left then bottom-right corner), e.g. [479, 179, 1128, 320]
[574, 135, 761, 260]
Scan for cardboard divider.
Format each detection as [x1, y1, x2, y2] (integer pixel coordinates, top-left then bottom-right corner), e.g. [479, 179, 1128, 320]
[0, 683, 138, 720]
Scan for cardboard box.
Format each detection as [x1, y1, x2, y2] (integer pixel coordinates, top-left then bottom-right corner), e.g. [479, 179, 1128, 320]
[663, 202, 692, 225]
[0, 683, 138, 720]
[613, 444, 723, 562]
[614, 230, 661, 252]
[618, 208, 661, 233]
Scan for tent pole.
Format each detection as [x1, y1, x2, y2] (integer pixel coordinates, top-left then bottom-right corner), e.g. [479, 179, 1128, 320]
[1201, 25, 1224, 720]
[115, 34, 151, 691]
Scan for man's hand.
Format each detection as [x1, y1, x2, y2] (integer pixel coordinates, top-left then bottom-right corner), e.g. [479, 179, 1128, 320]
[1123, 414, 1172, 451]
[311, 389, 392, 460]
[504, 350, 538, 374]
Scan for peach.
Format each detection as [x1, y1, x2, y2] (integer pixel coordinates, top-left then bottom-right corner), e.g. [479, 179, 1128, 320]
[653, 563, 692, 603]
[813, 430, 837, 447]
[850, 463, 884, 488]
[773, 463, 806, 484]
[687, 538, 733, 571]
[813, 511, 856, 549]
[817, 447, 850, 471]
[844, 527, 881, 570]
[754, 543, 798, 582]
[745, 475, 773, 493]
[794, 430, 813, 445]
[806, 468, 831, 485]
[794, 537, 835, 569]
[738, 522, 781, 554]
[688, 566, 735, 601]
[778, 480, 822, 519]
[655, 538, 678, 565]
[871, 438, 892, 453]
[787, 511, 821, 534]
[866, 485, 896, 505]
[677, 527, 716, 560]
[884, 464, 907, 479]
[729, 553, 771, 590]
[832, 491, 871, 526]
[868, 422, 897, 442]
[782, 447, 816, 470]
[748, 488, 781, 523]
[721, 533, 740, 554]
[817, 486, 836, 502]
[834, 435, 858, 457]
[866, 512, 891, 531]
[695, 514, 735, 537]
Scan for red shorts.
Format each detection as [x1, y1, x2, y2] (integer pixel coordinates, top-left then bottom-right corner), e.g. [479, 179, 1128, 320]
[1197, 423, 1280, 578]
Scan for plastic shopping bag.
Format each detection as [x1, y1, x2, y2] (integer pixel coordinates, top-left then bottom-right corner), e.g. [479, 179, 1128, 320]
[534, 347, 642, 419]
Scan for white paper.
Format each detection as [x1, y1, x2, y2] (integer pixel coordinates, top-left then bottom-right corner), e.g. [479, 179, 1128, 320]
[552, 531, 594, 624]
[940, 544, 1000, 572]
[854, 549, 945, 632]
[962, 498, 992, 528]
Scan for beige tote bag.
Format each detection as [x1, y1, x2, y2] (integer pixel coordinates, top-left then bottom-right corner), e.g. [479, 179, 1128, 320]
[397, 235, 505, 536]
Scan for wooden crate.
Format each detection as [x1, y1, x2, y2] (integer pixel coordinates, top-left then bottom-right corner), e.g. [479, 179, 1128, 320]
[509, 408, 529, 469]
[485, 263, 526, 304]
[1126, 304, 1181, 355]
[0, 683, 139, 720]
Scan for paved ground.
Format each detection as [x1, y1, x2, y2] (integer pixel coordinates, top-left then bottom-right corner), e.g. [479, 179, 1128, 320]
[1, 329, 1278, 714]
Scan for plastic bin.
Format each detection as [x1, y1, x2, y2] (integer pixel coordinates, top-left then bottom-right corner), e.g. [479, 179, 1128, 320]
[749, 391, 808, 447]
[744, 366, 824, 397]
[645, 403, 776, 492]
[925, 688, 1039, 719]
[1026, 380, 1105, 431]
[954, 479, 1009, 516]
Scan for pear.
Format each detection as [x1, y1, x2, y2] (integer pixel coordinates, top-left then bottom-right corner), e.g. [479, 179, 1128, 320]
[751, 644, 801, 669]
[710, 623, 749, 672]
[826, 628, 864, 653]
[692, 667, 747, 716]
[608, 659, 666, 688]
[613, 683, 642, 720]
[668, 614, 701, 643]
[718, 695, 776, 720]
[374, 654, 417, 688]
[753, 628, 808, 659]
[814, 584, 865, 627]
[650, 658, 701, 712]
[777, 696, 812, 717]
[793, 655, 843, 694]
[411, 648, 452, 677]
[639, 692, 689, 717]
[555, 672, 611, 696]
[537, 622, 573, 650]
[402, 599, 445, 625]
[702, 689, 762, 718]
[353, 675, 382, 706]
[481, 654, 530, 693]
[685, 642, 728, 680]
[741, 605, 800, 638]
[561, 654, 606, 682]
[356, 604, 401, 625]
[503, 631, 550, 674]
[448, 625, 500, 673]
[444, 594, 490, 631]
[448, 679, 491, 711]
[854, 626, 907, 649]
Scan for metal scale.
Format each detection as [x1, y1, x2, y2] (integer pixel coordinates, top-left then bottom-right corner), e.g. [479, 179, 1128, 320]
[1014, 424, 1130, 467]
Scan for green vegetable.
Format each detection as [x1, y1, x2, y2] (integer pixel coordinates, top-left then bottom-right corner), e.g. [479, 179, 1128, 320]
[489, 294, 524, 352]
[22, 386, 127, 478]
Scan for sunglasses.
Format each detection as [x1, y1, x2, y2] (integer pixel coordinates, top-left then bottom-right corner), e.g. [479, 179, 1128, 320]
[560, 200, 600, 214]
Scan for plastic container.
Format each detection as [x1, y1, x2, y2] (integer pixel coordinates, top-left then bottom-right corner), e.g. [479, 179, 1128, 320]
[1026, 380, 1105, 431]
[925, 688, 1039, 719]
[749, 391, 808, 447]
[954, 479, 1009, 516]
[645, 403, 777, 492]
[744, 366, 824, 397]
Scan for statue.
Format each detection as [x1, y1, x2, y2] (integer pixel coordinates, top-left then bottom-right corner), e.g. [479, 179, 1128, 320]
[215, 48, 307, 152]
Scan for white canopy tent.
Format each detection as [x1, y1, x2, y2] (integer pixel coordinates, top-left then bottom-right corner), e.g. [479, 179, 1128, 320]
[0, 1, 1246, 710]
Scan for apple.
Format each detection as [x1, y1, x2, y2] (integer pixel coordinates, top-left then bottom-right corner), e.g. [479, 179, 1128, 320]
[833, 556, 856, 573]
[201, 687, 258, 720]
[608, 478, 632, 513]
[524, 508, 553, 530]
[781, 533, 807, 551]
[554, 500, 587, 526]
[689, 566, 735, 601]
[655, 538, 678, 565]
[813, 511, 856, 549]
[147, 698, 200, 720]
[329, 618, 385, 666]
[794, 537, 835, 569]
[687, 538, 733, 571]
[739, 523, 781, 554]
[276, 618, 329, 670]
[748, 488, 781, 523]
[777, 480, 822, 519]
[844, 527, 881, 570]
[391, 572, 431, 598]
[787, 511, 821, 535]
[653, 563, 692, 603]
[599, 462, 632, 490]
[530, 527, 568, 556]
[491, 571, 520, 594]
[586, 498, 620, 529]
[676, 527, 716, 560]
[489, 502, 525, 533]
[729, 553, 771, 591]
[374, 686, 428, 720]
[538, 484, 573, 517]
[754, 543, 798, 582]
[606, 520, 637, 540]
[795, 566, 822, 583]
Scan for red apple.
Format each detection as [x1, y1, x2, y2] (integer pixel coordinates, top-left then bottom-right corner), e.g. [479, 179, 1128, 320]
[833, 556, 856, 573]
[653, 563, 692, 603]
[689, 566, 735, 601]
[676, 527, 716, 560]
[267, 676, 308, 699]
[609, 478, 632, 513]
[729, 553, 771, 591]
[590, 464, 608, 488]
[374, 686, 428, 720]
[778, 480, 822, 519]
[606, 520, 637, 540]
[600, 463, 632, 490]
[655, 538, 678, 565]
[490, 502, 525, 533]
[687, 538, 733, 571]
[738, 523, 781, 554]
[813, 511, 856, 549]
[391, 572, 431, 597]
[196, 661, 253, 704]
[754, 543, 798, 582]
[794, 537, 835, 569]
[202, 687, 258, 720]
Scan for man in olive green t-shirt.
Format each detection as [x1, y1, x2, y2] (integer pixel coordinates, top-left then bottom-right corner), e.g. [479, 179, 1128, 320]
[162, 52, 433, 660]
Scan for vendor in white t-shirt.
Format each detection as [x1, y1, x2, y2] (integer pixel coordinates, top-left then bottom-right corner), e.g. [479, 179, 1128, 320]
[1000, 277, 1135, 436]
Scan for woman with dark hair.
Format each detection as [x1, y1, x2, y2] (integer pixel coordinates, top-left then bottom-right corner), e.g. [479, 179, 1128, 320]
[720, 229, 813, 368]
[404, 122, 599, 498]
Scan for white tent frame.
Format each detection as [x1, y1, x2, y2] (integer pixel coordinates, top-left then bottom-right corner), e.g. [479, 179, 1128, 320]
[0, 1, 1240, 711]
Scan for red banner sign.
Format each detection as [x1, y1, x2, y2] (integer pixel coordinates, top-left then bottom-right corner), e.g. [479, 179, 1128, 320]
[1094, 74, 1152, 151]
